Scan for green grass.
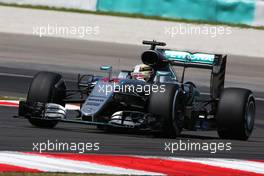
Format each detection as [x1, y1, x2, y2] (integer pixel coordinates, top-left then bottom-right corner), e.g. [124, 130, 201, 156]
[1, 2, 264, 30]
[0, 173, 114, 176]
[0, 96, 24, 101]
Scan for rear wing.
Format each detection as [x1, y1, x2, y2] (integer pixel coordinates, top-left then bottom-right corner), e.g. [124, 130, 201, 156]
[158, 49, 223, 69]
[158, 49, 227, 100]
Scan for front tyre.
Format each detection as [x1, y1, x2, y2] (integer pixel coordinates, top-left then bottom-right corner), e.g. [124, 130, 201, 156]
[216, 88, 255, 140]
[148, 84, 184, 138]
[27, 72, 66, 128]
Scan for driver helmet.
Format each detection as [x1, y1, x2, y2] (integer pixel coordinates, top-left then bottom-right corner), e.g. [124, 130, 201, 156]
[131, 64, 154, 81]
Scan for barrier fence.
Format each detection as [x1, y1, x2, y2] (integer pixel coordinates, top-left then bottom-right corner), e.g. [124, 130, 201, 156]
[0, 0, 263, 26]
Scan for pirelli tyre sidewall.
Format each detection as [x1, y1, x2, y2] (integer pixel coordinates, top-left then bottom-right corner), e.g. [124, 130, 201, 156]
[216, 88, 255, 140]
[148, 83, 184, 138]
[27, 72, 66, 128]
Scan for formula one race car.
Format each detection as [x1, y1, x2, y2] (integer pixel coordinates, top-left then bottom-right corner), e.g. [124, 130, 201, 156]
[17, 40, 256, 140]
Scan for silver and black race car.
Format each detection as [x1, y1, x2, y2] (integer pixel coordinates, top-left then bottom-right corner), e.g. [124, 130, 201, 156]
[17, 40, 256, 140]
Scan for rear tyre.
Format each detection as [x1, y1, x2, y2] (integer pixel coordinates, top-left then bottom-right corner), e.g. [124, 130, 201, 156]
[148, 84, 184, 138]
[216, 88, 255, 140]
[27, 72, 66, 128]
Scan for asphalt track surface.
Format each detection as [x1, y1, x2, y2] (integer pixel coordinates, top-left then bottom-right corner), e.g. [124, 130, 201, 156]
[0, 33, 263, 159]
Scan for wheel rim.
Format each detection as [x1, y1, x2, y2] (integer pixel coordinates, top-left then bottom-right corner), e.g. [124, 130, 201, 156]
[245, 99, 255, 133]
[172, 90, 184, 135]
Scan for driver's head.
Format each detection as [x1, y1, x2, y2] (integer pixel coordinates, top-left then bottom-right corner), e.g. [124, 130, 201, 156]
[131, 64, 154, 81]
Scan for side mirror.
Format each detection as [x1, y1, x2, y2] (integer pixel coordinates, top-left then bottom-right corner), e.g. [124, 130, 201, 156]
[100, 66, 112, 80]
[156, 71, 171, 83]
[156, 71, 171, 76]
[100, 66, 112, 71]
